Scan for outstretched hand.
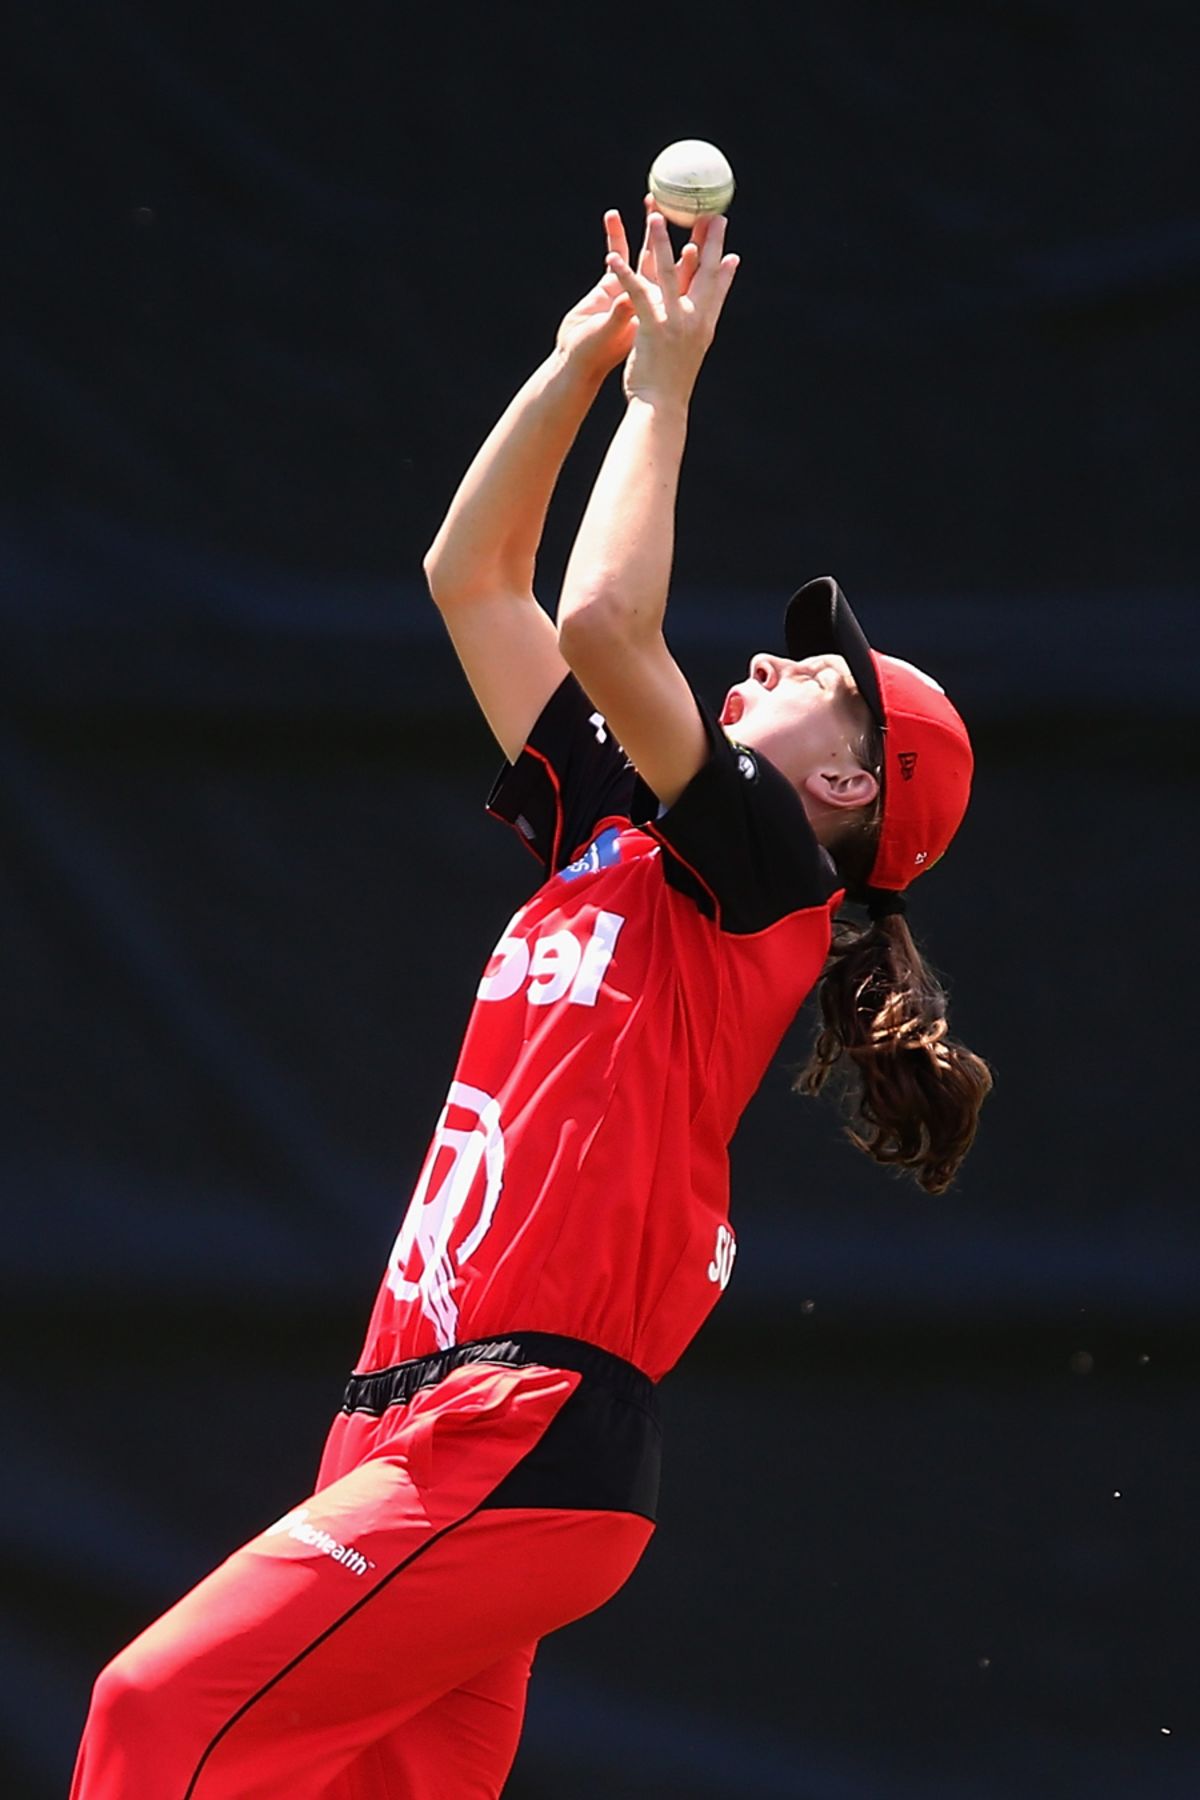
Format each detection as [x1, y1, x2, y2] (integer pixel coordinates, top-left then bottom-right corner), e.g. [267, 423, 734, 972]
[555, 203, 707, 380]
[605, 204, 739, 406]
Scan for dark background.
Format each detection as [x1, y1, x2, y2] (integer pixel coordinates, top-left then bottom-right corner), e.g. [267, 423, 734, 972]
[3, 3, 1198, 1796]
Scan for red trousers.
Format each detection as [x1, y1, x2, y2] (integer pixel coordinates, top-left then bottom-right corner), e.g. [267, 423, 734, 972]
[70, 1356, 655, 1799]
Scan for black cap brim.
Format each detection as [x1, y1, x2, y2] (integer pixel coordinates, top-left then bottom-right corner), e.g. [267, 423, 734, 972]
[784, 576, 885, 730]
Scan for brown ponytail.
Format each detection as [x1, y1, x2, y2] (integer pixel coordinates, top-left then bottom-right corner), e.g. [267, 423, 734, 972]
[796, 909, 993, 1196]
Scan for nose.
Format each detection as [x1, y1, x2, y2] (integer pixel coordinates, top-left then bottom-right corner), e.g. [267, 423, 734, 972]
[749, 653, 781, 688]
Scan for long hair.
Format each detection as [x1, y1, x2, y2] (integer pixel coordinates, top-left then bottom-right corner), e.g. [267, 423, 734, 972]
[795, 744, 992, 1195]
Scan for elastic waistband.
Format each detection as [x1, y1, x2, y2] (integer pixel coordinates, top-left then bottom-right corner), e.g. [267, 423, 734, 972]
[342, 1331, 656, 1419]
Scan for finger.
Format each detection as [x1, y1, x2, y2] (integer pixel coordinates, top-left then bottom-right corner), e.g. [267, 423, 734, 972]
[604, 251, 658, 325]
[593, 292, 636, 342]
[706, 251, 740, 322]
[700, 212, 728, 271]
[606, 293, 636, 328]
[685, 213, 729, 307]
[636, 195, 656, 279]
[689, 214, 713, 253]
[604, 208, 630, 268]
[676, 240, 701, 297]
[647, 211, 679, 307]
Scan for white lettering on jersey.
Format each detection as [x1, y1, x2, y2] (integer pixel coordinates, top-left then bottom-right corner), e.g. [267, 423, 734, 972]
[588, 711, 609, 744]
[476, 910, 625, 1010]
[569, 909, 624, 1006]
[528, 929, 582, 1004]
[707, 1223, 737, 1291]
[475, 929, 529, 1003]
[262, 1506, 375, 1577]
[385, 1080, 505, 1349]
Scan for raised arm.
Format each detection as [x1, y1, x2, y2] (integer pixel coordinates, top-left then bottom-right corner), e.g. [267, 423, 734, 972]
[424, 211, 685, 764]
[556, 209, 739, 806]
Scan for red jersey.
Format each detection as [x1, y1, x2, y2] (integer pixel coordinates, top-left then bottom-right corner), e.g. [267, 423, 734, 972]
[356, 678, 841, 1383]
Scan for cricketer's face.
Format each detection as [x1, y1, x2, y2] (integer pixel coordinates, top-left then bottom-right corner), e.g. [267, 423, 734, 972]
[719, 653, 875, 791]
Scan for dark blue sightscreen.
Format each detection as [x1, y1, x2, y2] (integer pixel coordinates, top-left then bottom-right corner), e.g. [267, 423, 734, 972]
[2, 4, 1197, 1796]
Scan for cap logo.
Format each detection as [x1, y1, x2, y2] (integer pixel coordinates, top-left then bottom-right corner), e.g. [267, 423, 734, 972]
[898, 751, 918, 781]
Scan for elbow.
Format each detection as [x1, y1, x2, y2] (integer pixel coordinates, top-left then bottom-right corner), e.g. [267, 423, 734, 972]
[557, 587, 636, 669]
[422, 540, 495, 615]
[557, 579, 644, 651]
[423, 522, 533, 615]
[422, 540, 457, 611]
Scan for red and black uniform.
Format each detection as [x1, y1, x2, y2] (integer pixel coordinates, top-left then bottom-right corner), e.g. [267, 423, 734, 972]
[71, 679, 842, 1800]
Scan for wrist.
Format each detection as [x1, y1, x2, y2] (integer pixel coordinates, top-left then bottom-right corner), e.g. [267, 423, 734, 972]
[549, 341, 615, 398]
[624, 390, 690, 431]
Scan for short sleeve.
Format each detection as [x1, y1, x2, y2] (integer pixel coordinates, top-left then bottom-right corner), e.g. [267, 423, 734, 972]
[487, 675, 638, 874]
[630, 695, 839, 932]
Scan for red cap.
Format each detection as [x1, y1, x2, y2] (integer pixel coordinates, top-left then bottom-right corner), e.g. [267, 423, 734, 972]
[784, 577, 973, 894]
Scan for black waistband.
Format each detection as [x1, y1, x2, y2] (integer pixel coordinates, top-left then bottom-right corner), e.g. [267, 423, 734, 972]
[342, 1331, 656, 1419]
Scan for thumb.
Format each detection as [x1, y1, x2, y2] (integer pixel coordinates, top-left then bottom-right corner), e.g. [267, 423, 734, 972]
[597, 295, 635, 335]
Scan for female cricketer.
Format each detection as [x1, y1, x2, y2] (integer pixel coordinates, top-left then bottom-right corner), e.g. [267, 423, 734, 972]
[71, 202, 991, 1799]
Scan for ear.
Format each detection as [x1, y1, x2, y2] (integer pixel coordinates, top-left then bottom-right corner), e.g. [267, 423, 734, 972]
[801, 766, 880, 813]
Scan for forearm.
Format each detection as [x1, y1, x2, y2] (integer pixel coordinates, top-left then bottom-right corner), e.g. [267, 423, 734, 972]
[547, 208, 737, 805]
[424, 350, 606, 606]
[558, 394, 689, 644]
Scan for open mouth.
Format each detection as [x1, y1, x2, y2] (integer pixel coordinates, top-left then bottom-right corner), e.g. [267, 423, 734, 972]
[720, 690, 745, 727]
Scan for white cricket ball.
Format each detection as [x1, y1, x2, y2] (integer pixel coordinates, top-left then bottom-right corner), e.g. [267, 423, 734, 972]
[648, 139, 736, 228]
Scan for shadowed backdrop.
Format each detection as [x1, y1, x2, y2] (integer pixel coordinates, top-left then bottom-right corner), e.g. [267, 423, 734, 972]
[3, 4, 1197, 1795]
